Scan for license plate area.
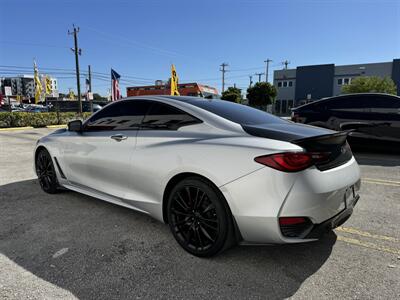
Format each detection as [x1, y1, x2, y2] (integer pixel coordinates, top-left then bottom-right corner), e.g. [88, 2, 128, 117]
[344, 185, 356, 208]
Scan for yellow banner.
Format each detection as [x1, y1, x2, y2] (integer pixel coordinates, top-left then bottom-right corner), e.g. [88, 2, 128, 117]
[34, 61, 42, 103]
[45, 76, 52, 95]
[170, 64, 180, 96]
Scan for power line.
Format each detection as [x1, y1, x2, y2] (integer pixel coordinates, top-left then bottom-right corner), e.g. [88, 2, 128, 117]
[229, 66, 264, 72]
[0, 65, 157, 83]
[85, 26, 189, 59]
[0, 65, 251, 82]
[0, 63, 270, 91]
[0, 68, 255, 87]
[0, 65, 74, 71]
[0, 41, 70, 49]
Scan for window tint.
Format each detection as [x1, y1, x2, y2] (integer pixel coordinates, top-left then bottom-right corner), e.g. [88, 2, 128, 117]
[141, 102, 201, 130]
[369, 95, 400, 109]
[278, 82, 282, 87]
[325, 96, 372, 110]
[185, 99, 287, 125]
[84, 100, 151, 131]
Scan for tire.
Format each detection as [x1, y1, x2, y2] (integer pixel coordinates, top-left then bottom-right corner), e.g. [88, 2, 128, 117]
[35, 148, 59, 194]
[167, 177, 235, 257]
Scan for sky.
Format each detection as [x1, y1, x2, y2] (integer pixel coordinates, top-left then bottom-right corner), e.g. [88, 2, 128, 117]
[0, 0, 399, 96]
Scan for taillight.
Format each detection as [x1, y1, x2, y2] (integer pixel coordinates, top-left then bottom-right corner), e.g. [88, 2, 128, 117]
[279, 217, 308, 225]
[254, 152, 330, 172]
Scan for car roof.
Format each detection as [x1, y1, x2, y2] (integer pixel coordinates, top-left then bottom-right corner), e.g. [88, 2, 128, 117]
[119, 95, 236, 112]
[293, 92, 400, 110]
[123, 95, 214, 103]
[321, 92, 400, 100]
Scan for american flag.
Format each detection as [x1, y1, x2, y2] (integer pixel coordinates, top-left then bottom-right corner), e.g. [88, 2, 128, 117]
[111, 69, 122, 101]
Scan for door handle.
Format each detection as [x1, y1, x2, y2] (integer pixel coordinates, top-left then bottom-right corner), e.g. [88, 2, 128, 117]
[110, 134, 128, 142]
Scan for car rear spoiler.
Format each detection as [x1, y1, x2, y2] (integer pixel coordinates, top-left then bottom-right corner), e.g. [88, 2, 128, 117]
[293, 130, 353, 171]
[293, 130, 351, 151]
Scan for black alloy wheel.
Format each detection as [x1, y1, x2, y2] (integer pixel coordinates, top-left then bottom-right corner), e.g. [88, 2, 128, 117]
[167, 177, 234, 257]
[36, 149, 59, 194]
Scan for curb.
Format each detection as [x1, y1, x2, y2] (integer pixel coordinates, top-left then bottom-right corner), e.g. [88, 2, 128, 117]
[0, 125, 66, 131]
[46, 125, 67, 128]
[0, 126, 34, 131]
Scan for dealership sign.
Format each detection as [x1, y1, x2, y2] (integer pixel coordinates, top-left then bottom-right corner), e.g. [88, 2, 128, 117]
[4, 86, 12, 96]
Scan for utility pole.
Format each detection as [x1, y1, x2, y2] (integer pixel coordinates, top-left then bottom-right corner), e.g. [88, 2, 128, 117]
[88, 65, 92, 92]
[220, 63, 229, 93]
[88, 65, 93, 113]
[282, 60, 290, 70]
[249, 75, 253, 88]
[255, 72, 265, 83]
[264, 59, 272, 82]
[68, 25, 82, 115]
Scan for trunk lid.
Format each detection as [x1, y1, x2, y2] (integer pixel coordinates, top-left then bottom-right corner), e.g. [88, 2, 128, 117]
[242, 122, 352, 171]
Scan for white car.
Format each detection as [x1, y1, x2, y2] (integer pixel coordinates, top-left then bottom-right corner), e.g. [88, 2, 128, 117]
[35, 96, 361, 257]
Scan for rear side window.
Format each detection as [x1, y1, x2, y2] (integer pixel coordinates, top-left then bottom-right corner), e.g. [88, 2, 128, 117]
[141, 102, 202, 130]
[366, 95, 400, 114]
[186, 99, 286, 125]
[324, 96, 372, 110]
[370, 95, 400, 109]
[84, 100, 151, 131]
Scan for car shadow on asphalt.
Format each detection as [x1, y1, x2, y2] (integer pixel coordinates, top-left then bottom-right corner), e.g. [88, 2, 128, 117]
[0, 179, 336, 299]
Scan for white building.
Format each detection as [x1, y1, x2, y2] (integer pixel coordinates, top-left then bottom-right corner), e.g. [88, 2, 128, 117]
[0, 75, 58, 99]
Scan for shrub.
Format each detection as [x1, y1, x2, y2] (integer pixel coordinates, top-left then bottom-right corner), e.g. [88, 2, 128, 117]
[342, 76, 397, 95]
[221, 87, 243, 103]
[246, 82, 277, 107]
[0, 112, 92, 128]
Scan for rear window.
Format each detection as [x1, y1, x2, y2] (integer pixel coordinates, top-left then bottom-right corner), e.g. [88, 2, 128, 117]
[185, 99, 287, 125]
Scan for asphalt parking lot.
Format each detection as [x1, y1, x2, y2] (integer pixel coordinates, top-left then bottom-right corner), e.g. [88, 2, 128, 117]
[0, 128, 399, 300]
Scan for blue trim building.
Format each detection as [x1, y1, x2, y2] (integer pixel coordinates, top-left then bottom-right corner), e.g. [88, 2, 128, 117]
[273, 59, 400, 115]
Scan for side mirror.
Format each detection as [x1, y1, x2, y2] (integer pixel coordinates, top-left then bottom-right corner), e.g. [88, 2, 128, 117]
[68, 120, 83, 132]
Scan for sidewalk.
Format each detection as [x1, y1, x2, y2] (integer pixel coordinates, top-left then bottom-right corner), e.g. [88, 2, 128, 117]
[0, 125, 66, 131]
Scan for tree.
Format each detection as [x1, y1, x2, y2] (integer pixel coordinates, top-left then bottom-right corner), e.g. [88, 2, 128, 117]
[342, 76, 397, 95]
[246, 82, 277, 107]
[220, 87, 243, 103]
[93, 93, 107, 101]
[58, 93, 67, 99]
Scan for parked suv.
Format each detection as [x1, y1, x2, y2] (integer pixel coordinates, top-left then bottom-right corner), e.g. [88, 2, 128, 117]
[291, 93, 400, 143]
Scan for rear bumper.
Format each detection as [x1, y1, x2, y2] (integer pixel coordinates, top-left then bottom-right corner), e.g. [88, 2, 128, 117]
[220, 156, 361, 244]
[306, 194, 359, 239]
